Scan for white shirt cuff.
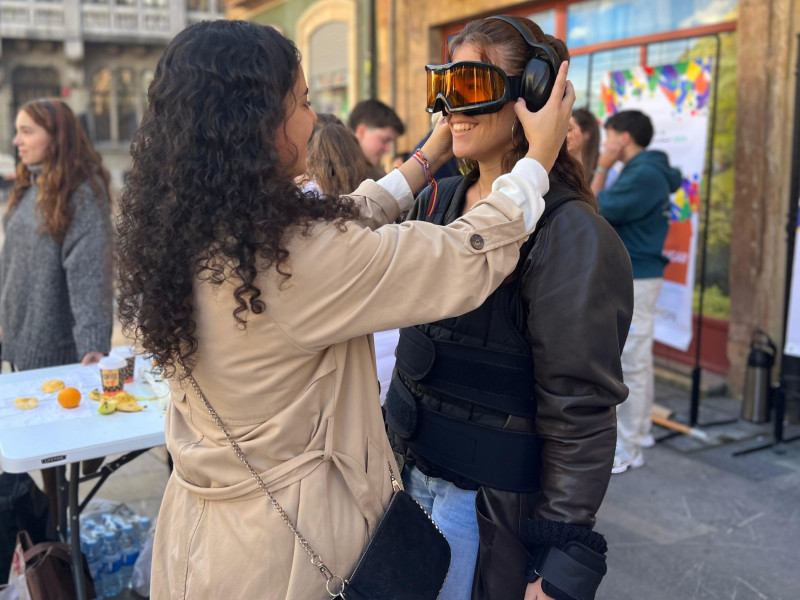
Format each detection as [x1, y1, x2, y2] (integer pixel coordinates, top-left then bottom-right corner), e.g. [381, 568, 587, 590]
[375, 169, 415, 214]
[491, 158, 549, 231]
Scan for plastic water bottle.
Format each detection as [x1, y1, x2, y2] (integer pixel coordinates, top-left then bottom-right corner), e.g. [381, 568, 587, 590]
[101, 530, 123, 598]
[84, 538, 104, 598]
[138, 516, 152, 544]
[119, 524, 139, 589]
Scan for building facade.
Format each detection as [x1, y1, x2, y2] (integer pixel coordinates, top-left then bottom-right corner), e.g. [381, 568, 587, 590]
[229, 0, 375, 121]
[231, 0, 800, 398]
[0, 0, 225, 188]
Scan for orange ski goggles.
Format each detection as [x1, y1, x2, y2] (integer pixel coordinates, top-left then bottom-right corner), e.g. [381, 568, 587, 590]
[426, 61, 522, 116]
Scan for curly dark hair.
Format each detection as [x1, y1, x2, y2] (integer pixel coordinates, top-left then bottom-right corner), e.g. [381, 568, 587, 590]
[116, 20, 359, 376]
[449, 17, 597, 211]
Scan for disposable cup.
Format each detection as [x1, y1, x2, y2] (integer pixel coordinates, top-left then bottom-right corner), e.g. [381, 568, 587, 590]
[110, 346, 136, 383]
[98, 356, 127, 395]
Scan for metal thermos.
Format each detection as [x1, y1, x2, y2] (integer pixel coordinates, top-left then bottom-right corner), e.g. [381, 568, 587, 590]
[741, 330, 776, 424]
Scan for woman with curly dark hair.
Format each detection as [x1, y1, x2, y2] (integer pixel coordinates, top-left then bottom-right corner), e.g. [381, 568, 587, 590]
[384, 16, 632, 600]
[116, 20, 573, 599]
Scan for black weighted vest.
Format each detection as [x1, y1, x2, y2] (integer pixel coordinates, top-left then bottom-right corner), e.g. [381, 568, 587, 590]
[385, 176, 575, 492]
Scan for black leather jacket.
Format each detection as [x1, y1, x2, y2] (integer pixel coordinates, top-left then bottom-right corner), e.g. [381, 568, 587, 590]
[389, 177, 633, 599]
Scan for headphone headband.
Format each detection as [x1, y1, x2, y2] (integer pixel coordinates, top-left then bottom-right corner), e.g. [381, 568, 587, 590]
[487, 15, 561, 72]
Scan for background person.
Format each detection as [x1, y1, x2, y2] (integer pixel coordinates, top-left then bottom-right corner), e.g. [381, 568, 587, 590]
[1, 97, 113, 530]
[300, 116, 381, 196]
[115, 20, 573, 599]
[385, 16, 632, 600]
[347, 99, 405, 171]
[592, 109, 682, 474]
[567, 107, 600, 184]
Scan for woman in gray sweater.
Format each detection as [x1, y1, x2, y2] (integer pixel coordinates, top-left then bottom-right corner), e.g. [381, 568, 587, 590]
[2, 98, 113, 522]
[2, 98, 113, 371]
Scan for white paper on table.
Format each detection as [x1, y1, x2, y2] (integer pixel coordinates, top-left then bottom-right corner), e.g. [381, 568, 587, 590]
[0, 360, 165, 431]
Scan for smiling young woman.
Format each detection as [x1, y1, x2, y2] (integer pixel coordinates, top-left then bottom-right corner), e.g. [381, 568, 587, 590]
[385, 15, 633, 600]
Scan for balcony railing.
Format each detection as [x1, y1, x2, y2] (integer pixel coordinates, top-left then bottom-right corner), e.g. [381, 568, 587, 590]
[0, 0, 176, 39]
[0, 1, 65, 35]
[82, 6, 171, 37]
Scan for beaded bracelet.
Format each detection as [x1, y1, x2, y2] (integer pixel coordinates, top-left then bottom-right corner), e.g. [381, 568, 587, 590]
[594, 165, 609, 175]
[413, 149, 439, 216]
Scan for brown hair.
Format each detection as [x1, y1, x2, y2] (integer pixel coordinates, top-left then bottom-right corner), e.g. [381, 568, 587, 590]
[572, 107, 600, 184]
[305, 120, 381, 197]
[448, 17, 596, 210]
[9, 98, 110, 243]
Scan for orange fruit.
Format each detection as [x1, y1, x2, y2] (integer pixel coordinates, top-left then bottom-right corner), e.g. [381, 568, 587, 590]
[57, 387, 81, 409]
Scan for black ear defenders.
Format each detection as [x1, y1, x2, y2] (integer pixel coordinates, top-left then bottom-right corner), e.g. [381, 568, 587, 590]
[487, 15, 561, 112]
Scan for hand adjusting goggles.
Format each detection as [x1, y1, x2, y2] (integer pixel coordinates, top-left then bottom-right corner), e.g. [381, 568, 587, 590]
[426, 61, 522, 116]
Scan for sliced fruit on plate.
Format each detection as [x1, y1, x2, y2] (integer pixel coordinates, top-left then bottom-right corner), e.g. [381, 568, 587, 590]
[97, 399, 118, 415]
[14, 397, 39, 410]
[115, 397, 146, 412]
[41, 380, 65, 394]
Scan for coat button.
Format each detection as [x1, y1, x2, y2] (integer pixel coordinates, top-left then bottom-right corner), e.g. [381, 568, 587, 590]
[470, 234, 484, 250]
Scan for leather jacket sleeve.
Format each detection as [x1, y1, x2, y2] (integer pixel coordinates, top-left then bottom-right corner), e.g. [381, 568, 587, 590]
[520, 201, 633, 527]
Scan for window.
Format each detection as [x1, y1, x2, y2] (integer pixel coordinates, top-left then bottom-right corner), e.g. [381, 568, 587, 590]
[91, 68, 112, 142]
[523, 8, 555, 36]
[12, 67, 60, 114]
[308, 21, 349, 117]
[186, 0, 208, 10]
[567, 0, 738, 47]
[647, 37, 698, 66]
[142, 69, 154, 105]
[586, 46, 641, 114]
[569, 55, 591, 109]
[90, 67, 150, 144]
[116, 68, 138, 141]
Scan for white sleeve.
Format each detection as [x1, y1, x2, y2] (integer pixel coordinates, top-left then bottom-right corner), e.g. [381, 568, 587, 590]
[492, 158, 549, 231]
[374, 169, 414, 214]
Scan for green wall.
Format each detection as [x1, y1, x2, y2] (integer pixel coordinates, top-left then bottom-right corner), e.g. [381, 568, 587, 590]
[248, 0, 373, 101]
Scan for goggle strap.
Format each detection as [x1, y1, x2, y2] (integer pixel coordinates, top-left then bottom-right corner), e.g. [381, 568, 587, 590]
[506, 75, 522, 101]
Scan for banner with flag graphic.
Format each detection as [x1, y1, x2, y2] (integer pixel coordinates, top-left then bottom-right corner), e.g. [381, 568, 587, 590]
[598, 58, 713, 351]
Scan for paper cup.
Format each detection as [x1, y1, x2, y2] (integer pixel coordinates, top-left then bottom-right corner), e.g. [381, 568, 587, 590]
[98, 356, 127, 395]
[110, 346, 136, 383]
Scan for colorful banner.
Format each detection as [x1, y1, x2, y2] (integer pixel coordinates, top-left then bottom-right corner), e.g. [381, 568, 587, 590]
[598, 58, 713, 351]
[784, 201, 800, 357]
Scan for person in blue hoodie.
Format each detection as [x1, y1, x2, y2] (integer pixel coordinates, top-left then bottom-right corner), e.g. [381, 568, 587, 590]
[591, 110, 682, 474]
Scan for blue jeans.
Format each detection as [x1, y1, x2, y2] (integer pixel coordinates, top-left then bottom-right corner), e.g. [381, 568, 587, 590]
[403, 465, 479, 600]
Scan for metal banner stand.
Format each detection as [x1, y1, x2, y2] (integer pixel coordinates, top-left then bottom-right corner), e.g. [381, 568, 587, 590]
[686, 35, 736, 430]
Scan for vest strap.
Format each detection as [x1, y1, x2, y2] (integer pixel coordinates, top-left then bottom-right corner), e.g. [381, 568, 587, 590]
[396, 326, 536, 418]
[399, 382, 542, 492]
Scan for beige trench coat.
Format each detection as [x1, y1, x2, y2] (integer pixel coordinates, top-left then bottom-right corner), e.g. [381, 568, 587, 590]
[150, 177, 539, 599]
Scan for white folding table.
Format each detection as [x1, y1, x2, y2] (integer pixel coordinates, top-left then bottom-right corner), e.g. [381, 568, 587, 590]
[0, 359, 166, 600]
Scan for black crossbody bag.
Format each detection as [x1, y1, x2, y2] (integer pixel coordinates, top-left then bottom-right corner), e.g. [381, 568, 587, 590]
[184, 372, 451, 599]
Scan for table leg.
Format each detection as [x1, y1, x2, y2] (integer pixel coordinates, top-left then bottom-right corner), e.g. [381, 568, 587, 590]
[56, 465, 68, 541]
[70, 462, 88, 600]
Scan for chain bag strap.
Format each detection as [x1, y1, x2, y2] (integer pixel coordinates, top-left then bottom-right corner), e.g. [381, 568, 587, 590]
[183, 370, 351, 597]
[182, 367, 450, 600]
